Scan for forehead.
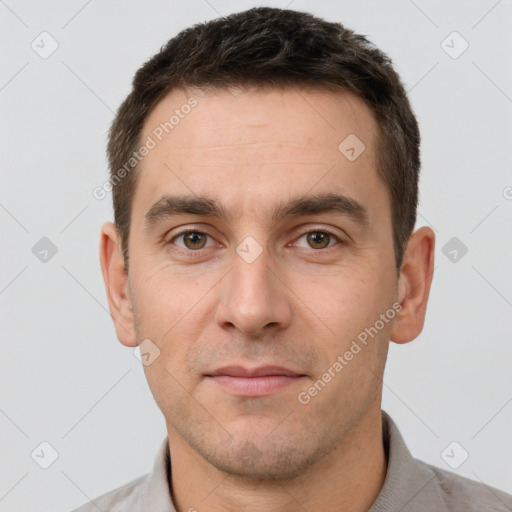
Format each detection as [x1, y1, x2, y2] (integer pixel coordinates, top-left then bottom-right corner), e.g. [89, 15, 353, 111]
[134, 85, 385, 219]
[142, 85, 378, 158]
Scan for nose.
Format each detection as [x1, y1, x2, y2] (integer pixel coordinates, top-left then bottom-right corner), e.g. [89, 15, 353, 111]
[214, 245, 293, 337]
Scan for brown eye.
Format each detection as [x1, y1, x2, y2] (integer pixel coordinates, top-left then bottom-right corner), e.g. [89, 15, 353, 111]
[173, 231, 211, 250]
[183, 232, 207, 249]
[306, 232, 331, 249]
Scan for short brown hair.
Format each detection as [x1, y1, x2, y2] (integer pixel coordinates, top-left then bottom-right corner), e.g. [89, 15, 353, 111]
[107, 7, 420, 270]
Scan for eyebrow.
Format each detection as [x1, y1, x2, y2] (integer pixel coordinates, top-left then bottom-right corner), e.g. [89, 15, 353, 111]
[144, 192, 370, 230]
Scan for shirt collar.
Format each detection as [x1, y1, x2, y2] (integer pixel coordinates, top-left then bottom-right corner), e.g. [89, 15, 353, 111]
[142, 436, 175, 512]
[368, 410, 438, 511]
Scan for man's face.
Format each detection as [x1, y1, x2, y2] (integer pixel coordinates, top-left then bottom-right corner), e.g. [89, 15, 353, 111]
[126, 86, 399, 478]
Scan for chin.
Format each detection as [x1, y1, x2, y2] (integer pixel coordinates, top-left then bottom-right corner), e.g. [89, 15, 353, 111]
[199, 433, 326, 481]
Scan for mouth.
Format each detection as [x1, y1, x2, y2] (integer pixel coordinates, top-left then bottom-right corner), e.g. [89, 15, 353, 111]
[205, 366, 306, 397]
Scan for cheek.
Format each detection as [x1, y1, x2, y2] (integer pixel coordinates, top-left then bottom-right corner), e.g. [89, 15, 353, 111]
[134, 278, 206, 415]
[142, 361, 202, 433]
[131, 262, 216, 337]
[298, 265, 391, 345]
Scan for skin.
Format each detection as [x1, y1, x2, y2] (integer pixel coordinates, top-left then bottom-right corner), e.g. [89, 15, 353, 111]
[100, 85, 435, 512]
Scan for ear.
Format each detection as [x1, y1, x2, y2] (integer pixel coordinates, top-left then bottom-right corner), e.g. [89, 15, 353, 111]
[390, 226, 435, 344]
[99, 222, 138, 347]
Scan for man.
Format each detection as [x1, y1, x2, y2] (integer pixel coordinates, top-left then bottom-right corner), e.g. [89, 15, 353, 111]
[74, 7, 512, 512]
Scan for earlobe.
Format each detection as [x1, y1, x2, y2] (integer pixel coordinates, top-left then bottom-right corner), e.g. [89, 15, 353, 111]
[99, 222, 138, 347]
[390, 226, 435, 345]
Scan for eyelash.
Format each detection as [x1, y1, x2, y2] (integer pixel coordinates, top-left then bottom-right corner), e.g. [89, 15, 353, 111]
[165, 227, 344, 253]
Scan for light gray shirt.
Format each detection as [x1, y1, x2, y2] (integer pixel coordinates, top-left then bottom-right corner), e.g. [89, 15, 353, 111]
[71, 411, 512, 511]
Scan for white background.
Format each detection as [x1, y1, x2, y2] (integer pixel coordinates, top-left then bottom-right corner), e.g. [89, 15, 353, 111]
[1, 0, 511, 510]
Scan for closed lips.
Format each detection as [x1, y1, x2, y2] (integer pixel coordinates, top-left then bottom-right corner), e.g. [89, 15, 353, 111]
[206, 366, 304, 377]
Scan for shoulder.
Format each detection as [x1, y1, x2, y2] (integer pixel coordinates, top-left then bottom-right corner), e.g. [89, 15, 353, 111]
[423, 461, 512, 512]
[70, 473, 150, 512]
[374, 412, 512, 512]
[69, 437, 173, 511]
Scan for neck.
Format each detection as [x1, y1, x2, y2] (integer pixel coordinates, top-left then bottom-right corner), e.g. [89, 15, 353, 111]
[168, 406, 387, 512]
